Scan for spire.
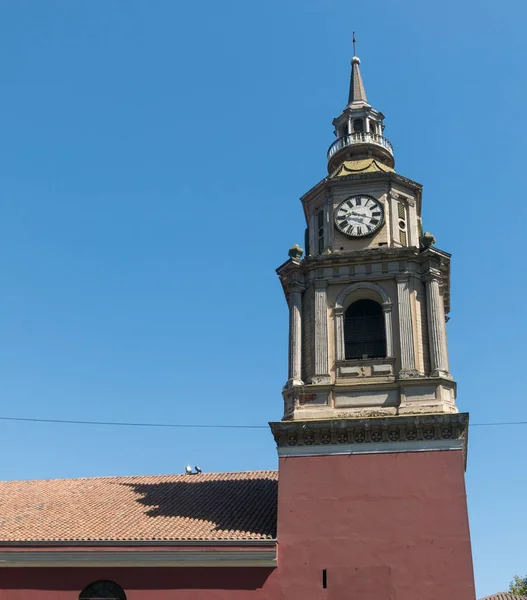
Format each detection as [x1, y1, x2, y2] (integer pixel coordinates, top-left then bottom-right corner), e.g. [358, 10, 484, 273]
[348, 32, 368, 105]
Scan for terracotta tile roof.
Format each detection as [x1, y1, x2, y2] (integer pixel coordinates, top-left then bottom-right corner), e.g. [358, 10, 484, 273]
[0, 470, 278, 542]
[481, 595, 527, 600]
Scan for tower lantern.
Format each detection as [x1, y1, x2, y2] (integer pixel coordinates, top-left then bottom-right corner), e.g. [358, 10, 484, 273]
[328, 47, 394, 173]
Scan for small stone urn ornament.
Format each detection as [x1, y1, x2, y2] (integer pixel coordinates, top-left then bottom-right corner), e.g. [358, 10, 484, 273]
[420, 231, 436, 250]
[288, 244, 304, 260]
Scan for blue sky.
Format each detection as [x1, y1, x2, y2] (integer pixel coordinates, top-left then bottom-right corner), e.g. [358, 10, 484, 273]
[0, 0, 526, 596]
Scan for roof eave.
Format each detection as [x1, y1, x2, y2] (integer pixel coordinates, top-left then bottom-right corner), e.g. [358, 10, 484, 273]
[0, 545, 277, 568]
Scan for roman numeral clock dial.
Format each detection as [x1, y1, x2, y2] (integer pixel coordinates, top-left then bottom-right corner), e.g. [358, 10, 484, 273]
[334, 195, 385, 238]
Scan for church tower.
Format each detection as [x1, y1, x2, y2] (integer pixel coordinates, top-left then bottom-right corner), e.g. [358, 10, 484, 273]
[276, 49, 454, 420]
[271, 45, 476, 600]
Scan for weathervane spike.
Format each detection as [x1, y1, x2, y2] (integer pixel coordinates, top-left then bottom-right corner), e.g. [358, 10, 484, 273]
[353, 31, 357, 57]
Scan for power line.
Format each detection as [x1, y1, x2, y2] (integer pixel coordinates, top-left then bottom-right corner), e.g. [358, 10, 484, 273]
[0, 415, 525, 429]
[0, 415, 268, 429]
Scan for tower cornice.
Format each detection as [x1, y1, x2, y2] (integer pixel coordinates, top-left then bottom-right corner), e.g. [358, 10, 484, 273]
[330, 170, 422, 190]
[300, 171, 422, 204]
[276, 245, 452, 315]
[270, 413, 469, 468]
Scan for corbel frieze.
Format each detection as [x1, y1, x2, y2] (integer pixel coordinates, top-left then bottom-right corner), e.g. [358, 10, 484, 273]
[270, 414, 469, 465]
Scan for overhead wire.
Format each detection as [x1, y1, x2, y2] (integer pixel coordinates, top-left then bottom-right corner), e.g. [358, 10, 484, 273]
[0, 415, 525, 429]
[0, 416, 268, 429]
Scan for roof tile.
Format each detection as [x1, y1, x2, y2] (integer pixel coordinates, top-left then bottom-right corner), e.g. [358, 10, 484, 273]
[480, 595, 527, 600]
[0, 471, 278, 542]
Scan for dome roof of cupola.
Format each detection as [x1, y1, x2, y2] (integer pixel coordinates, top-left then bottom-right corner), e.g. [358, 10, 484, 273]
[330, 158, 395, 178]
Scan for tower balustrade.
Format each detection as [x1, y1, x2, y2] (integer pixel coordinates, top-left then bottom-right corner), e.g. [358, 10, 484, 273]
[327, 131, 394, 161]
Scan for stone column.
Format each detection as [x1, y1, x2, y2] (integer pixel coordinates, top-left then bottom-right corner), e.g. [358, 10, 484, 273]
[287, 288, 303, 386]
[382, 301, 394, 358]
[425, 272, 451, 378]
[313, 281, 331, 384]
[397, 274, 419, 378]
[334, 306, 345, 362]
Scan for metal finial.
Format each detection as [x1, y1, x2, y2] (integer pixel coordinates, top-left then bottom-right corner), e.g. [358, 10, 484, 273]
[353, 31, 357, 57]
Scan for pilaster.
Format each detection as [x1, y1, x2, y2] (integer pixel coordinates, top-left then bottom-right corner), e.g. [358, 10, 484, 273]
[406, 196, 419, 247]
[389, 191, 400, 246]
[334, 306, 345, 362]
[382, 300, 394, 358]
[287, 287, 304, 387]
[397, 274, 419, 378]
[309, 212, 317, 257]
[312, 281, 331, 384]
[425, 271, 451, 378]
[325, 189, 334, 252]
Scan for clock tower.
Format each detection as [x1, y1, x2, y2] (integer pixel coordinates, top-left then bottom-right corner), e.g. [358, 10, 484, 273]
[271, 47, 476, 600]
[276, 51, 455, 420]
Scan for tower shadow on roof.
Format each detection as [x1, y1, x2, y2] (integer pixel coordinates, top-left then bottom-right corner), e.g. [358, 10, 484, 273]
[121, 476, 278, 539]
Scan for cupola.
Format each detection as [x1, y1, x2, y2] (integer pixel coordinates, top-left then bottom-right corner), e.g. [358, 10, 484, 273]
[327, 39, 394, 173]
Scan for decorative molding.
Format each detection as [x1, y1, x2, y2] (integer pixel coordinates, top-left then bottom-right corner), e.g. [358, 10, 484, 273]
[335, 281, 391, 308]
[336, 357, 395, 379]
[270, 414, 468, 462]
[327, 170, 423, 191]
[302, 245, 421, 268]
[423, 268, 443, 283]
[399, 369, 421, 379]
[0, 549, 277, 568]
[277, 438, 463, 458]
[314, 279, 329, 290]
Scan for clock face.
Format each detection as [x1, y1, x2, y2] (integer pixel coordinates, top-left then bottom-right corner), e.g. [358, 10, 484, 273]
[334, 195, 384, 238]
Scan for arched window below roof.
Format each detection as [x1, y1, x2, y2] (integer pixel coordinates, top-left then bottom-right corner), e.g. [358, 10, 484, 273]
[79, 581, 126, 600]
[344, 299, 386, 360]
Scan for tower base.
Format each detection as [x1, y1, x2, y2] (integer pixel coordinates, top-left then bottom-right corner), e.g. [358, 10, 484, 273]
[270, 414, 476, 600]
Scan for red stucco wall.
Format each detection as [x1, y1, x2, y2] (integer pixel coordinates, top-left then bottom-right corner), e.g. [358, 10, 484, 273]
[276, 449, 476, 600]
[0, 450, 476, 599]
[0, 567, 276, 599]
